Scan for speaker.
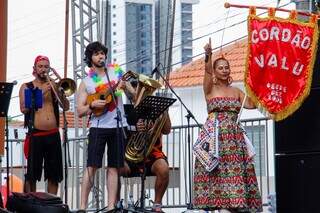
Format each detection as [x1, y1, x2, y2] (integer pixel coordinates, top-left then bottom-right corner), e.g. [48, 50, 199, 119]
[275, 24, 320, 213]
[276, 153, 320, 213]
[6, 192, 69, 213]
[275, 88, 320, 154]
[311, 25, 320, 88]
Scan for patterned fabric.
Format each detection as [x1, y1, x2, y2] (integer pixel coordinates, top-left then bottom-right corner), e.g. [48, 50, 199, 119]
[193, 97, 262, 212]
[193, 112, 219, 172]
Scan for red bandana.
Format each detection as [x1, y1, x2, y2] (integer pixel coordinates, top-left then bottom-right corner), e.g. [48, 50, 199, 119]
[33, 55, 50, 75]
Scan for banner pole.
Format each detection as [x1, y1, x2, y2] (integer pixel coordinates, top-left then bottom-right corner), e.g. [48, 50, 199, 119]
[224, 2, 317, 17]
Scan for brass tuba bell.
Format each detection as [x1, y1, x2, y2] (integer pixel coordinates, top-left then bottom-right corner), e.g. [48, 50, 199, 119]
[133, 73, 163, 107]
[125, 71, 167, 163]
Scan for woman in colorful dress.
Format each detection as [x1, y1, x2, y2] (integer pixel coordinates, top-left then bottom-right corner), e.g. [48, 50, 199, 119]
[193, 38, 263, 213]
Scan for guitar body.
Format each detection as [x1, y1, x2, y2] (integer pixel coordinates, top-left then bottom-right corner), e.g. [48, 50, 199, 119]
[87, 90, 113, 116]
[86, 71, 135, 116]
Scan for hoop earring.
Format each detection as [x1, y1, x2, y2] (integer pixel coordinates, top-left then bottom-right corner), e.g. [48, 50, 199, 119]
[212, 76, 218, 84]
[227, 76, 233, 85]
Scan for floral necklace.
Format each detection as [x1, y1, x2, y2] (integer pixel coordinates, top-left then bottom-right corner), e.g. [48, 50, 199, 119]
[88, 63, 124, 96]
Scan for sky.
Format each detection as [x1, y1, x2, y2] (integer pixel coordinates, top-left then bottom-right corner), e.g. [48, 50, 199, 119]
[6, 0, 294, 119]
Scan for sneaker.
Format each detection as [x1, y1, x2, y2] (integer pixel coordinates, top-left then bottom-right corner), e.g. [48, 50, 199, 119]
[152, 203, 164, 213]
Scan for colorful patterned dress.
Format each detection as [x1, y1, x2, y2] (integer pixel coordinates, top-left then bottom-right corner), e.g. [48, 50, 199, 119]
[193, 97, 262, 212]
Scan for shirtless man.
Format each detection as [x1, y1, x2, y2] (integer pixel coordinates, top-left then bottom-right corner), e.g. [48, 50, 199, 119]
[19, 55, 69, 194]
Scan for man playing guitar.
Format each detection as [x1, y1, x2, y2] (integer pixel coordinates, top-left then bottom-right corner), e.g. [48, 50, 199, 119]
[77, 41, 135, 212]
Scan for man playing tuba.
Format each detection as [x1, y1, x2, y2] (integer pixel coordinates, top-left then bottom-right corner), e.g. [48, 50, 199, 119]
[121, 80, 172, 213]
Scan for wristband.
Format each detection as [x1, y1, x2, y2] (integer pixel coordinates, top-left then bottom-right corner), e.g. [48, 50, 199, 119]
[205, 53, 212, 63]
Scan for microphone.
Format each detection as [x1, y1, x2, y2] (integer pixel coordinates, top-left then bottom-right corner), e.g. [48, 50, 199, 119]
[100, 60, 106, 67]
[151, 63, 160, 75]
[12, 80, 18, 85]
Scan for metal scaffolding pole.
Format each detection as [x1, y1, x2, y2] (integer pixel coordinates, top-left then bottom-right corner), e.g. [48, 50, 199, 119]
[0, 1, 8, 204]
[70, 0, 101, 209]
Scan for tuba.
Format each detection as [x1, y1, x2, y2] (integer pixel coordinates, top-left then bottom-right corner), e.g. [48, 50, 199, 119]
[125, 73, 168, 163]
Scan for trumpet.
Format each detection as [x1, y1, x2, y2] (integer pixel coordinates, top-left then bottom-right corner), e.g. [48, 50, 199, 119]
[45, 67, 76, 97]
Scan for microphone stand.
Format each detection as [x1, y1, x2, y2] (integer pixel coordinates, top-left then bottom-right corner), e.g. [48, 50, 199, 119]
[103, 63, 127, 142]
[27, 89, 36, 185]
[24, 86, 41, 193]
[60, 91, 71, 204]
[0, 82, 15, 201]
[103, 63, 127, 211]
[47, 79, 71, 203]
[153, 64, 202, 210]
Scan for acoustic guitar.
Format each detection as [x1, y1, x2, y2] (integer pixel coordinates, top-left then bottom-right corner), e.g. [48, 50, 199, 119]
[86, 71, 136, 116]
[86, 82, 119, 116]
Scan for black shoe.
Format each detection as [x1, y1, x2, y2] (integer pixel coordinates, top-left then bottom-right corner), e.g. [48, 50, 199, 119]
[76, 210, 86, 213]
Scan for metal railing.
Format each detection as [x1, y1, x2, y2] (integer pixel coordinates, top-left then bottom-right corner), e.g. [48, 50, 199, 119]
[3, 117, 274, 212]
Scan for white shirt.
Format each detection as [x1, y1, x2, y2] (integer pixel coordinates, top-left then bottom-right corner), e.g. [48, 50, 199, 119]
[83, 70, 128, 128]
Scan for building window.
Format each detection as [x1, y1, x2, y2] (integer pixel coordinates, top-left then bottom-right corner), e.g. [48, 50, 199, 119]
[140, 14, 146, 20]
[182, 3, 192, 11]
[182, 22, 191, 28]
[113, 58, 117, 62]
[140, 5, 146, 11]
[113, 49, 117, 53]
[113, 23, 116, 27]
[113, 40, 117, 45]
[140, 50, 146, 55]
[182, 13, 192, 21]
[113, 5, 116, 9]
[113, 14, 116, 18]
[113, 32, 116, 35]
[183, 49, 192, 57]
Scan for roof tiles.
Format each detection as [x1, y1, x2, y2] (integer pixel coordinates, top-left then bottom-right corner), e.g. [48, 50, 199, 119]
[169, 39, 247, 88]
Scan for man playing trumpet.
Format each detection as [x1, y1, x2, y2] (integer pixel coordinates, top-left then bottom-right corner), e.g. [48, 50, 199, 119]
[19, 55, 70, 194]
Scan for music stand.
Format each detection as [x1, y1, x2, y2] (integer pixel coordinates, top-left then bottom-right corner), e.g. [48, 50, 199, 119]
[133, 95, 176, 212]
[135, 96, 176, 121]
[0, 82, 14, 202]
